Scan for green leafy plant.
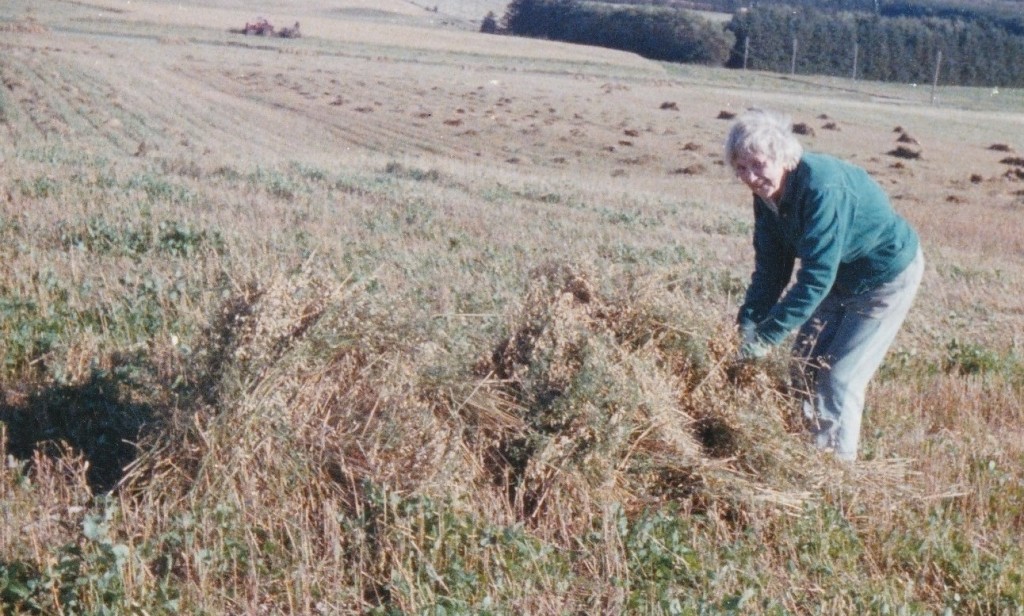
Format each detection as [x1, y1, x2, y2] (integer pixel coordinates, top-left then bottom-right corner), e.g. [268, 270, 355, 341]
[943, 338, 1015, 376]
[0, 499, 135, 615]
[15, 176, 60, 198]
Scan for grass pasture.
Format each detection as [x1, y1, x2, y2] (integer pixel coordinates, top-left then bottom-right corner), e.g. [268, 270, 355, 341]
[2, 0, 1024, 613]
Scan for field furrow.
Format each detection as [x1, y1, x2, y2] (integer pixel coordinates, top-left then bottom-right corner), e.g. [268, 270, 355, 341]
[0, 49, 71, 147]
[184, 62, 499, 162]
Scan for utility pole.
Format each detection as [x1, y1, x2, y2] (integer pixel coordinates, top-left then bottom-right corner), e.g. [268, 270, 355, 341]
[743, 36, 750, 70]
[852, 40, 858, 81]
[930, 50, 942, 105]
[791, 36, 798, 75]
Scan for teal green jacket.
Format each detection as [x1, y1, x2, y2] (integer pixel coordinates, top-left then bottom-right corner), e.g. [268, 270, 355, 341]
[738, 152, 920, 346]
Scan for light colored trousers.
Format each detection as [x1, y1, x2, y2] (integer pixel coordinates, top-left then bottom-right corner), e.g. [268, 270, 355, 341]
[791, 248, 924, 461]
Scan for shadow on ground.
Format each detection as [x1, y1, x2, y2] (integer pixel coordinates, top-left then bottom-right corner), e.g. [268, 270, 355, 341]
[0, 371, 154, 493]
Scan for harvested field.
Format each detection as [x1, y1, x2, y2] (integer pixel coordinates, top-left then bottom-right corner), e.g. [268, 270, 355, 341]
[2, 0, 1024, 613]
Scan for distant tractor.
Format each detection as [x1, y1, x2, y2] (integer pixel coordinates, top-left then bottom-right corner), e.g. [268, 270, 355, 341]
[239, 17, 300, 38]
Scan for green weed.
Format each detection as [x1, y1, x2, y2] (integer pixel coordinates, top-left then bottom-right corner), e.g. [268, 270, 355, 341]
[15, 176, 60, 199]
[248, 168, 304, 201]
[943, 338, 1020, 377]
[58, 217, 224, 258]
[383, 161, 446, 184]
[156, 221, 225, 258]
[702, 216, 752, 236]
[0, 498, 137, 615]
[0, 271, 75, 375]
[124, 173, 197, 206]
[355, 485, 573, 614]
[59, 218, 151, 256]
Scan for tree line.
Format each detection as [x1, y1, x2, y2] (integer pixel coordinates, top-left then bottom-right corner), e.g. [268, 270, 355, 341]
[729, 1, 1024, 35]
[725, 6, 1024, 86]
[493, 0, 734, 65]
[492, 0, 1024, 87]
[695, 0, 1024, 33]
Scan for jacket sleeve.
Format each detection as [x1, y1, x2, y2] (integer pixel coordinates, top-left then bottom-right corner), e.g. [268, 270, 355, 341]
[755, 187, 847, 346]
[737, 201, 795, 333]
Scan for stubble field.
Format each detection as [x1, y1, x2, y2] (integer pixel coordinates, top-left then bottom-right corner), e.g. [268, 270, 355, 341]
[2, 0, 1023, 613]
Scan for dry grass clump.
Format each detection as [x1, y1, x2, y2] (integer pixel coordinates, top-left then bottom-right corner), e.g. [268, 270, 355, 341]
[133, 260, 496, 497]
[482, 263, 701, 529]
[112, 263, 500, 611]
[59, 261, 827, 611]
[475, 263, 823, 542]
[0, 433, 93, 561]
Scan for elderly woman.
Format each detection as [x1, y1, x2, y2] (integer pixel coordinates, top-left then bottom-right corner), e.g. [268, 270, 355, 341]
[726, 109, 924, 461]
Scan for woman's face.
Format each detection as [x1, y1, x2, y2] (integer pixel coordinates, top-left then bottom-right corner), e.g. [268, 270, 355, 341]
[733, 149, 787, 202]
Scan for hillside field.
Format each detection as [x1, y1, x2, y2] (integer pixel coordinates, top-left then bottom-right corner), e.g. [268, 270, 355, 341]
[2, 0, 1024, 613]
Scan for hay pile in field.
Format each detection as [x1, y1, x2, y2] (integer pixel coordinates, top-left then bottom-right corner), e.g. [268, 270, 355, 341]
[480, 263, 704, 527]
[4, 260, 932, 612]
[119, 262, 826, 550]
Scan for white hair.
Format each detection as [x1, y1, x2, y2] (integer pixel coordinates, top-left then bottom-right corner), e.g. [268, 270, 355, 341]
[724, 109, 803, 171]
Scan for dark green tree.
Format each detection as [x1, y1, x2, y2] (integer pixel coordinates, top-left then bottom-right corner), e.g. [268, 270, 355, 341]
[501, 0, 733, 65]
[480, 11, 499, 34]
[502, 0, 579, 38]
